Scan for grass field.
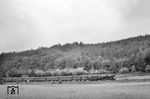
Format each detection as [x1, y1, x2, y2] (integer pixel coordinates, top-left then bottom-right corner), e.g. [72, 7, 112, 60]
[0, 82, 150, 99]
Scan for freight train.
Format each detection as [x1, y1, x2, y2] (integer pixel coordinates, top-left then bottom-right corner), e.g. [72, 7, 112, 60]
[3, 74, 115, 83]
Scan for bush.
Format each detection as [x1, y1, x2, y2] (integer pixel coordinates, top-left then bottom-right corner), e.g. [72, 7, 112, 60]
[44, 70, 52, 76]
[145, 65, 150, 72]
[52, 69, 62, 76]
[135, 54, 146, 72]
[34, 69, 45, 77]
[74, 67, 87, 75]
[99, 69, 108, 74]
[119, 67, 129, 74]
[144, 49, 150, 65]
[62, 69, 72, 76]
[0, 75, 3, 84]
[131, 65, 136, 72]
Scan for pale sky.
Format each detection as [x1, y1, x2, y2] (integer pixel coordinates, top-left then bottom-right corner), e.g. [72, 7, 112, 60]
[0, 0, 150, 53]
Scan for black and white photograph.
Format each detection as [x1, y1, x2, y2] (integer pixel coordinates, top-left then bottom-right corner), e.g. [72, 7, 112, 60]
[0, 0, 150, 99]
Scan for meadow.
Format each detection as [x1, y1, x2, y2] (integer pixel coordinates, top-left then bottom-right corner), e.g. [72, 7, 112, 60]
[0, 82, 150, 99]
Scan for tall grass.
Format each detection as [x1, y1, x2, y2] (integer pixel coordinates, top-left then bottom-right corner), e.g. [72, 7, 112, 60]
[0, 82, 150, 99]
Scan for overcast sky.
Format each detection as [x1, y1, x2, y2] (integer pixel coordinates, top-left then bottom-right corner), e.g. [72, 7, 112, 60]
[0, 0, 150, 53]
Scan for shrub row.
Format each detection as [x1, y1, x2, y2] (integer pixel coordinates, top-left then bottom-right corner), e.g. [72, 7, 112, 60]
[8, 67, 110, 77]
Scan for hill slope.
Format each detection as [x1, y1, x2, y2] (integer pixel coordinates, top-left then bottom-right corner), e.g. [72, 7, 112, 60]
[0, 35, 150, 77]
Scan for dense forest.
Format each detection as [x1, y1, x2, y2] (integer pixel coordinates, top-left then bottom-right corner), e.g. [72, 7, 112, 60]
[0, 35, 150, 77]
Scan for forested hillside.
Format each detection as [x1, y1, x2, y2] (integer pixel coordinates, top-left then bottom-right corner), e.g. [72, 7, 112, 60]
[1, 35, 150, 77]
